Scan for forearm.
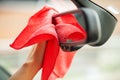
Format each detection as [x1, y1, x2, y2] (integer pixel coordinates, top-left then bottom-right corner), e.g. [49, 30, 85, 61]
[9, 41, 46, 80]
[9, 62, 39, 80]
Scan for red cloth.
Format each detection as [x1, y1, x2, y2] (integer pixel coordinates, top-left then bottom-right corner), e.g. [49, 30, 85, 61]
[10, 6, 87, 80]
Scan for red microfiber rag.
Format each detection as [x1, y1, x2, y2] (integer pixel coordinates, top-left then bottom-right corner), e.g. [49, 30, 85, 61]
[10, 6, 87, 80]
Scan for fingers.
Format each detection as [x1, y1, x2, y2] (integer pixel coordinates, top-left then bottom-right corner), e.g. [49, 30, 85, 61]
[26, 41, 47, 66]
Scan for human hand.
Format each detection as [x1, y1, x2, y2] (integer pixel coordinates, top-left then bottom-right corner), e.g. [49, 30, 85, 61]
[9, 41, 46, 80]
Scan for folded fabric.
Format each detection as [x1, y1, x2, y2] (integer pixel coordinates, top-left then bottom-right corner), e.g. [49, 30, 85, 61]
[10, 6, 87, 80]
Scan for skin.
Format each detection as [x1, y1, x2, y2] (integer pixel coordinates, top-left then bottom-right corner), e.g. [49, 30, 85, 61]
[9, 41, 46, 80]
[8, 1, 76, 80]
